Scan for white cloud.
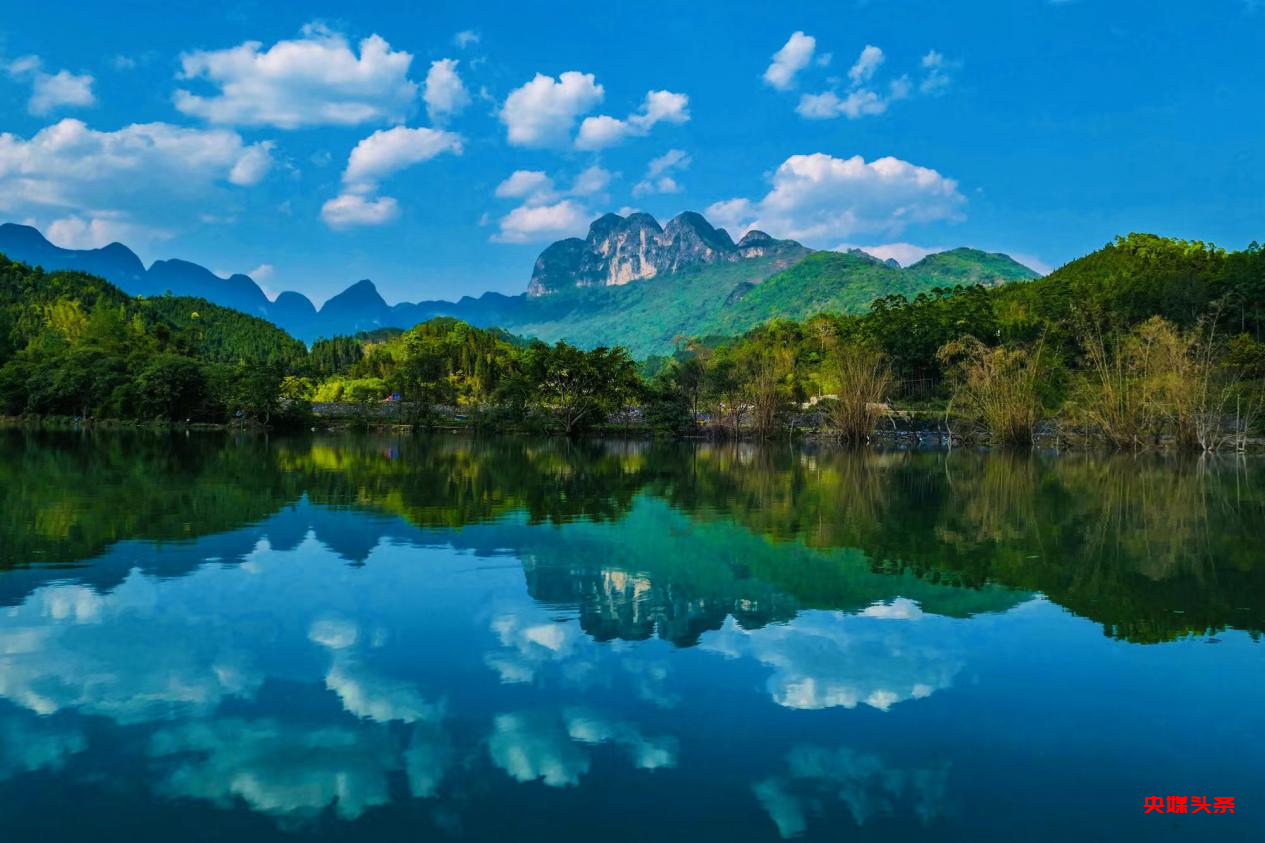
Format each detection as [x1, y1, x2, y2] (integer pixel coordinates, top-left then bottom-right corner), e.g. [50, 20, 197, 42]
[488, 712, 591, 787]
[795, 43, 956, 121]
[920, 50, 954, 95]
[423, 59, 470, 123]
[0, 119, 272, 201]
[755, 744, 950, 837]
[564, 707, 678, 770]
[341, 126, 462, 189]
[321, 193, 400, 228]
[570, 164, 612, 196]
[0, 118, 272, 247]
[836, 242, 943, 267]
[491, 166, 612, 243]
[797, 89, 888, 119]
[487, 708, 676, 789]
[149, 717, 401, 822]
[575, 89, 689, 151]
[700, 609, 961, 712]
[0, 710, 86, 782]
[327, 126, 461, 227]
[848, 45, 885, 86]
[495, 170, 555, 201]
[229, 140, 276, 185]
[45, 213, 158, 250]
[573, 115, 628, 150]
[453, 30, 481, 48]
[7, 56, 96, 115]
[248, 263, 274, 281]
[500, 71, 604, 148]
[174, 24, 418, 128]
[0, 576, 263, 724]
[705, 152, 966, 243]
[764, 32, 816, 90]
[634, 148, 690, 196]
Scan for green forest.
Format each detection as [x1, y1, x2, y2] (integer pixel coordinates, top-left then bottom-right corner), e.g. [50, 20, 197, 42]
[2, 232, 1264, 448]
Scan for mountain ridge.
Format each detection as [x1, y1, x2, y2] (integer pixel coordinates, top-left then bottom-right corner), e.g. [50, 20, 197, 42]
[0, 217, 1040, 356]
[527, 211, 809, 296]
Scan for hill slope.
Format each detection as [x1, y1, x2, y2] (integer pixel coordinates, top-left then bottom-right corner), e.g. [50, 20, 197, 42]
[0, 216, 1039, 356]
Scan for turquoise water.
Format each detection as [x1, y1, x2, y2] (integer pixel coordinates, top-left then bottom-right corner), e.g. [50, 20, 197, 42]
[0, 432, 1261, 841]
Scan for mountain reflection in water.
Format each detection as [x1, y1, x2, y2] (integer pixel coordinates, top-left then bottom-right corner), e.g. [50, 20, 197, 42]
[0, 431, 1261, 842]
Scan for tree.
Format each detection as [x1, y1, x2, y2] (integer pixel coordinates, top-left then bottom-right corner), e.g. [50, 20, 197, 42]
[134, 354, 209, 421]
[518, 341, 639, 435]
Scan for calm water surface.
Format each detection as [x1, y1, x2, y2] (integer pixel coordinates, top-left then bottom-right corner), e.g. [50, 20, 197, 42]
[0, 432, 1262, 841]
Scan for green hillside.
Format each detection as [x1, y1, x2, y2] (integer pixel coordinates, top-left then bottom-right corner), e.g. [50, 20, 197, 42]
[907, 248, 1039, 285]
[500, 256, 792, 358]
[0, 256, 309, 421]
[496, 248, 1038, 357]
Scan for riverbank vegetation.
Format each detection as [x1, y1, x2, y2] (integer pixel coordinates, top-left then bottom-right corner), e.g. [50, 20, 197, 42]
[2, 232, 1263, 449]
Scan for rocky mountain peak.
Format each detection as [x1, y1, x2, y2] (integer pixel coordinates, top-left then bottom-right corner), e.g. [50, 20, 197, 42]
[527, 211, 807, 297]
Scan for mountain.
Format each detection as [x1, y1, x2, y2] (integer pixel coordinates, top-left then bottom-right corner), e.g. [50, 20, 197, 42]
[0, 216, 1040, 356]
[527, 211, 808, 296]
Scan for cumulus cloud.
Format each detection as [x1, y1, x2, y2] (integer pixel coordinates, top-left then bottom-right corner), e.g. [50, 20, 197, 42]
[835, 242, 943, 267]
[764, 32, 817, 90]
[0, 118, 271, 249]
[45, 213, 158, 250]
[633, 148, 690, 196]
[491, 166, 613, 243]
[318, 194, 396, 230]
[0, 709, 86, 782]
[320, 193, 400, 228]
[919, 50, 955, 95]
[848, 45, 885, 86]
[705, 152, 966, 244]
[564, 707, 678, 770]
[575, 89, 689, 151]
[797, 88, 892, 119]
[174, 23, 418, 128]
[491, 197, 591, 244]
[499, 71, 604, 147]
[423, 59, 470, 123]
[755, 744, 950, 837]
[494, 170, 556, 201]
[309, 616, 444, 724]
[794, 43, 957, 120]
[570, 164, 612, 196]
[322, 125, 460, 229]
[488, 708, 676, 789]
[341, 125, 462, 189]
[488, 712, 591, 787]
[0, 118, 271, 202]
[700, 607, 960, 712]
[148, 717, 402, 822]
[0, 576, 262, 724]
[7, 56, 96, 115]
[453, 30, 481, 49]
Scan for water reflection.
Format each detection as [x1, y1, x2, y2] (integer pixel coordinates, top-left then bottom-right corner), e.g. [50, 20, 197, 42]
[0, 432, 1262, 839]
[755, 744, 950, 837]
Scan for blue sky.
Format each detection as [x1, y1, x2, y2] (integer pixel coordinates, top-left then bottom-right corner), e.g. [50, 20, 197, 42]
[2, 0, 1263, 304]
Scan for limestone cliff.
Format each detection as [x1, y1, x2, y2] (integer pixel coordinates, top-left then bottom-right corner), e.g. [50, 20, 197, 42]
[527, 211, 807, 296]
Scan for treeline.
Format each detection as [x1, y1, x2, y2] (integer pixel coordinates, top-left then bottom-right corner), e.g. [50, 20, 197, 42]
[6, 432, 1264, 643]
[3, 233, 1264, 446]
[0, 256, 313, 425]
[0, 255, 642, 432]
[644, 233, 1265, 449]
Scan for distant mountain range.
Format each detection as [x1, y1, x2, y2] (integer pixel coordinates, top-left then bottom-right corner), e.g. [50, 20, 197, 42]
[0, 213, 1039, 356]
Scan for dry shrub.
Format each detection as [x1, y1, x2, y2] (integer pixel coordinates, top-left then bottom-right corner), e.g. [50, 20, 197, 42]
[823, 345, 892, 442]
[1078, 316, 1259, 451]
[938, 336, 1045, 448]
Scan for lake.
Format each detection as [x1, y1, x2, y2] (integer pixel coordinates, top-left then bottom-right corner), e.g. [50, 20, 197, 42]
[0, 431, 1261, 841]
